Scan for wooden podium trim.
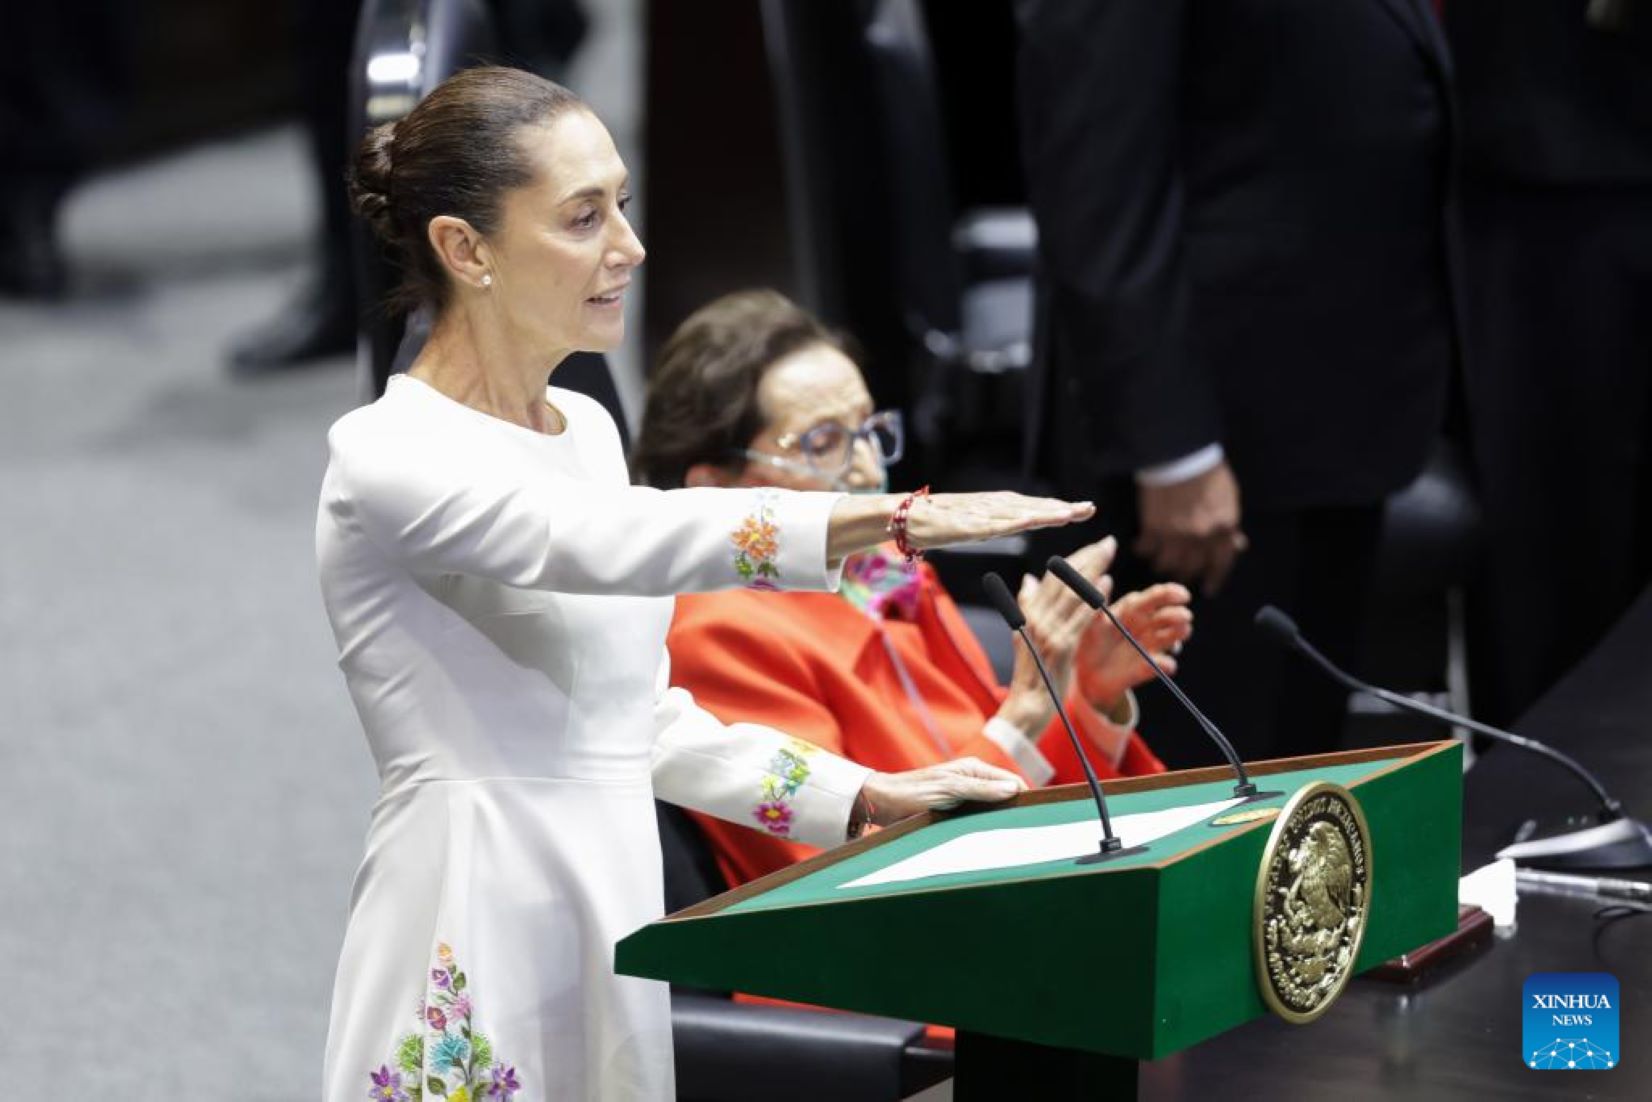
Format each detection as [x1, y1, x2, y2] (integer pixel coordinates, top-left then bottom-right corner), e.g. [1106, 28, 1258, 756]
[668, 740, 1458, 920]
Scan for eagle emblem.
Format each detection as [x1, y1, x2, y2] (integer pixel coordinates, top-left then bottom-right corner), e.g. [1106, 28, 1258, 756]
[1254, 782, 1372, 1023]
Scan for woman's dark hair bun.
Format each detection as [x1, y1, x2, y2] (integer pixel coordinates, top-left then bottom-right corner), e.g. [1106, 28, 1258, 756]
[349, 121, 398, 244]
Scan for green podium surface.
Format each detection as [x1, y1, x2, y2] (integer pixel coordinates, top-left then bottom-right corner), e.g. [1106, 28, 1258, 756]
[618, 742, 1462, 1063]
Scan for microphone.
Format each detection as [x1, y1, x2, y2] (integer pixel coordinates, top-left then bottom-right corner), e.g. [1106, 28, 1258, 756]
[1046, 556, 1276, 801]
[1255, 604, 1652, 869]
[982, 572, 1141, 864]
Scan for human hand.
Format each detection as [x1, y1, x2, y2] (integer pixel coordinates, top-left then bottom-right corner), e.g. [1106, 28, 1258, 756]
[996, 536, 1119, 735]
[1136, 460, 1247, 595]
[827, 491, 1093, 563]
[903, 491, 1094, 550]
[1075, 582, 1194, 711]
[859, 757, 1028, 825]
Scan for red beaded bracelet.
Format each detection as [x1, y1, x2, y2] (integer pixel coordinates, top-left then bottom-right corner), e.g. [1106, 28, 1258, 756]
[847, 788, 877, 840]
[888, 485, 931, 564]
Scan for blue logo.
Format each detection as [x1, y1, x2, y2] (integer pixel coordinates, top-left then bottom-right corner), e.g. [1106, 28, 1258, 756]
[1523, 973, 1619, 1070]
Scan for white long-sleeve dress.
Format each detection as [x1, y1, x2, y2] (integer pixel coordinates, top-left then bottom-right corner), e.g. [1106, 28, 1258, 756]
[316, 375, 871, 1101]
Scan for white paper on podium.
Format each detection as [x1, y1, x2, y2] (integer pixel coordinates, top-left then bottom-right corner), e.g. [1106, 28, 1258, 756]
[840, 795, 1248, 889]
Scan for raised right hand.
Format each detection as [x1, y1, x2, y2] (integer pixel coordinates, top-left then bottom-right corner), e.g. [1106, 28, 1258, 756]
[827, 491, 1094, 563]
[905, 491, 1096, 550]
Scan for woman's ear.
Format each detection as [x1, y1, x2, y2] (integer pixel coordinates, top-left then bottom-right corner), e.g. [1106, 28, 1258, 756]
[427, 215, 492, 290]
[684, 462, 735, 488]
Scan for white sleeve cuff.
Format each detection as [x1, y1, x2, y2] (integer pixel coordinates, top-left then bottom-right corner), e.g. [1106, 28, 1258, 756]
[983, 716, 1056, 786]
[783, 747, 874, 849]
[763, 489, 848, 592]
[1106, 689, 1140, 733]
[1135, 443, 1224, 487]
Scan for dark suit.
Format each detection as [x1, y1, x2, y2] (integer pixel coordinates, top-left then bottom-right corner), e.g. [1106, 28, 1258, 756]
[1016, 0, 1459, 764]
[1446, 0, 1652, 725]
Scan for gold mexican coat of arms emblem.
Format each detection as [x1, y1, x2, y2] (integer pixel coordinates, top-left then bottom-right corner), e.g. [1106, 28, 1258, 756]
[1253, 781, 1372, 1023]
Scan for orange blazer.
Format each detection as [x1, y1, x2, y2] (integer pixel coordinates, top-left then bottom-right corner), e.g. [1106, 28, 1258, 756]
[667, 563, 1165, 889]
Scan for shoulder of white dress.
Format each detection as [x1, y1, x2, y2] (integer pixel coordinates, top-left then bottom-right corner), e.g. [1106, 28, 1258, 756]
[325, 403, 373, 457]
[325, 389, 436, 484]
[548, 386, 626, 452]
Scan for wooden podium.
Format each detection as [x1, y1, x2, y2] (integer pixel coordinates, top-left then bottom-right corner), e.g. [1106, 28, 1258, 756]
[617, 742, 1462, 1096]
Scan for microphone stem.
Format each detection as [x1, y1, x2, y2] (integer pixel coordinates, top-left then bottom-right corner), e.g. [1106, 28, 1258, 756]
[1089, 599, 1255, 794]
[1293, 636, 1621, 817]
[1017, 625, 1120, 844]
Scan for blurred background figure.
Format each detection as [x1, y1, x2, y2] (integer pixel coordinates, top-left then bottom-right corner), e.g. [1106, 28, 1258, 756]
[1013, 0, 1461, 767]
[225, 0, 591, 375]
[0, 3, 130, 297]
[1446, 0, 1652, 725]
[222, 0, 365, 372]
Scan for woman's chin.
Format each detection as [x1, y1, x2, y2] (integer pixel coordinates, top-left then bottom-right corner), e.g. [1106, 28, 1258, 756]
[574, 322, 626, 354]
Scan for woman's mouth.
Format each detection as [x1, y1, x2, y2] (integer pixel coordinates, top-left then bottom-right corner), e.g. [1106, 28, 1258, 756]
[587, 287, 627, 308]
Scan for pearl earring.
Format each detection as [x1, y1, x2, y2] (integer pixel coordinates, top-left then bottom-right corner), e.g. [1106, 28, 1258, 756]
[481, 273, 493, 288]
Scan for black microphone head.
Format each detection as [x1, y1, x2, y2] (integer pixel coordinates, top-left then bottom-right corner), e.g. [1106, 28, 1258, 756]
[981, 572, 1027, 631]
[1254, 605, 1301, 647]
[1045, 555, 1107, 609]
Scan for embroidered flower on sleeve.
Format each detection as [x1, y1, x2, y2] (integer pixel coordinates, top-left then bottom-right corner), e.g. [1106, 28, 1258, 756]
[376, 941, 519, 1101]
[751, 739, 818, 837]
[753, 800, 794, 832]
[731, 490, 783, 589]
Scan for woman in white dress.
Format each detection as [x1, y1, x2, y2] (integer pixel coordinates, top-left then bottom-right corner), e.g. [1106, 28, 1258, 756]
[317, 67, 1093, 1102]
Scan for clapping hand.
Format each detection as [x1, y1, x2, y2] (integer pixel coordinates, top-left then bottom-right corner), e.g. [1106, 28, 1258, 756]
[994, 536, 1119, 735]
[1074, 582, 1194, 712]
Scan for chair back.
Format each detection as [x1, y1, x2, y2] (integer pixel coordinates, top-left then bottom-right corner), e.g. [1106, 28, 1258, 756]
[656, 801, 728, 917]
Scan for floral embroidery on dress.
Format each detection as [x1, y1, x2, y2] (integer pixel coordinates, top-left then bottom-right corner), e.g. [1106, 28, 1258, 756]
[840, 547, 922, 621]
[731, 490, 782, 589]
[752, 738, 817, 836]
[372, 942, 520, 1101]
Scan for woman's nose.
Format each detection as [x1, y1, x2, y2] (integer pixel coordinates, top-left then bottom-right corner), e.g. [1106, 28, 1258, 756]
[844, 436, 883, 488]
[611, 215, 646, 268]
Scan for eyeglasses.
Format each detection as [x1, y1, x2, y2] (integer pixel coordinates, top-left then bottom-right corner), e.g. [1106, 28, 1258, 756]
[739, 410, 905, 480]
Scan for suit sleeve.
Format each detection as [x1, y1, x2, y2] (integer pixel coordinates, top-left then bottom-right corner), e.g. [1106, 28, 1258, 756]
[1015, 0, 1221, 473]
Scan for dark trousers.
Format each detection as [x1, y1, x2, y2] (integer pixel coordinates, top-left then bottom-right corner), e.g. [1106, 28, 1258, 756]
[1035, 496, 1383, 770]
[1461, 182, 1652, 726]
[0, 2, 129, 198]
[301, 0, 364, 292]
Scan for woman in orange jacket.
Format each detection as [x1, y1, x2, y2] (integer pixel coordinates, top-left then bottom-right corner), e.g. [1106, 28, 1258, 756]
[634, 290, 1194, 889]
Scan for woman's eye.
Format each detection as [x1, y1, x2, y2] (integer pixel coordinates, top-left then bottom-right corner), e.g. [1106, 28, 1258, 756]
[618, 193, 632, 213]
[806, 424, 847, 453]
[572, 209, 599, 230]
